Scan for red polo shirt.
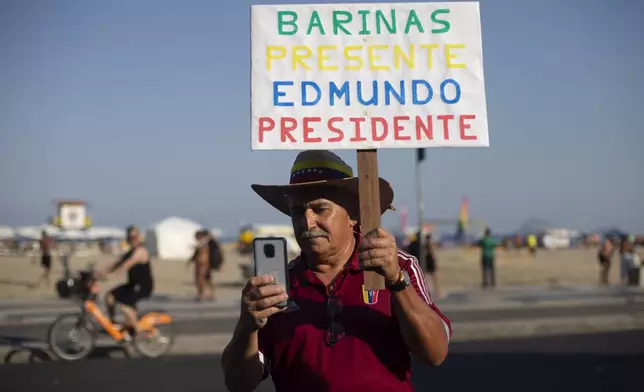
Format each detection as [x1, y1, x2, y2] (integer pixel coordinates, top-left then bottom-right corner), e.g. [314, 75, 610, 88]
[258, 247, 452, 392]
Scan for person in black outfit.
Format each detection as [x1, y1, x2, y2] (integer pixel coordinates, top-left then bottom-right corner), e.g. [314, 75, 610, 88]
[33, 230, 55, 288]
[96, 225, 153, 334]
[406, 232, 443, 298]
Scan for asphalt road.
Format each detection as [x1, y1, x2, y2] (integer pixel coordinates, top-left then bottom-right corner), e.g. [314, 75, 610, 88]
[1, 330, 643, 392]
[1, 302, 641, 343]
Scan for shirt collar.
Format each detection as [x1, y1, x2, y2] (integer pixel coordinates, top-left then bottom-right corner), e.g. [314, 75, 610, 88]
[292, 234, 362, 286]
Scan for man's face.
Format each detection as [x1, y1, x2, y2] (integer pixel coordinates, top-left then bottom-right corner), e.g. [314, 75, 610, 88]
[288, 187, 357, 259]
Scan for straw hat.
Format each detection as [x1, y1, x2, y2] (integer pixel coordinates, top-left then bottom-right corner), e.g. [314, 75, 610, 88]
[251, 150, 394, 217]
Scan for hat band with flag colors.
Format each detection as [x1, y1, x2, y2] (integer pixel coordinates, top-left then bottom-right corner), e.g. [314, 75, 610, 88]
[290, 159, 354, 184]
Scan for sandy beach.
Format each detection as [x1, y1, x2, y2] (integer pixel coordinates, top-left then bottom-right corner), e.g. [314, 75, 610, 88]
[0, 245, 627, 301]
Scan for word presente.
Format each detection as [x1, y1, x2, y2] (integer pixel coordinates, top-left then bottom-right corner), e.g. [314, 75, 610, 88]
[266, 44, 465, 71]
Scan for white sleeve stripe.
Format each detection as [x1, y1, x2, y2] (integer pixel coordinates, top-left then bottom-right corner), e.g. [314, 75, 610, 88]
[398, 251, 432, 305]
[398, 251, 429, 302]
[258, 351, 265, 364]
[399, 250, 450, 344]
[442, 319, 451, 343]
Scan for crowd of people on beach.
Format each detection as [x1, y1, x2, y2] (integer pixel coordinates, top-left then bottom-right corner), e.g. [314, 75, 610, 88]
[26, 222, 643, 303]
[597, 234, 642, 287]
[32, 228, 226, 304]
[403, 228, 643, 293]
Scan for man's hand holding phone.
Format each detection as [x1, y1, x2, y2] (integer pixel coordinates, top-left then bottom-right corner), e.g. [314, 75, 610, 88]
[239, 275, 288, 332]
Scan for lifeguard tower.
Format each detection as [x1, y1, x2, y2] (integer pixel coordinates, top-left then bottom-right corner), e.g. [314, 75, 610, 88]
[50, 200, 92, 230]
[50, 200, 93, 292]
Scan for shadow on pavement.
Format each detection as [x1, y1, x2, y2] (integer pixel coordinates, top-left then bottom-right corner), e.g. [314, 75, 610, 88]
[3, 345, 130, 364]
[3, 347, 53, 364]
[1, 336, 52, 364]
[2, 335, 130, 365]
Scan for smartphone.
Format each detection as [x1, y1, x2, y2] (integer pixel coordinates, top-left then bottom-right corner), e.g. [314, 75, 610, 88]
[253, 237, 289, 308]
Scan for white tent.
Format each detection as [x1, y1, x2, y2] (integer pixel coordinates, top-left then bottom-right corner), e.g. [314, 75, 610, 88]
[0, 226, 14, 239]
[145, 217, 202, 260]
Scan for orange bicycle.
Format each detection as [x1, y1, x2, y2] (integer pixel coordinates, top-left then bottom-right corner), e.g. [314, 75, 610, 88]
[48, 265, 175, 361]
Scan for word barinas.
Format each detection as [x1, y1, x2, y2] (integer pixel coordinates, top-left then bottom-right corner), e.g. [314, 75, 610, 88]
[257, 115, 478, 144]
[266, 44, 466, 71]
[273, 79, 461, 107]
[276, 9, 451, 36]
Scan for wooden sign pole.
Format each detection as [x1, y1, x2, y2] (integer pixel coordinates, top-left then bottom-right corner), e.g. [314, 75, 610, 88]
[357, 149, 386, 290]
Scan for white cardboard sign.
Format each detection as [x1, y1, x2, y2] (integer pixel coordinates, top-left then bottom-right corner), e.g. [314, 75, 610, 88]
[251, 2, 488, 150]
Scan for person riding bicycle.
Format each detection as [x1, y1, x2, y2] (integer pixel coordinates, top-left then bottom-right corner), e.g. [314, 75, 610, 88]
[95, 225, 154, 337]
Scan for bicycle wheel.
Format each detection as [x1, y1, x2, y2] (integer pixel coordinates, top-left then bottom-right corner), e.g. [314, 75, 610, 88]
[133, 311, 175, 358]
[47, 313, 96, 361]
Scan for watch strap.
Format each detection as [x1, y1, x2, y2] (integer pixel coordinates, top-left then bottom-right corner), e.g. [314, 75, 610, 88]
[386, 270, 410, 292]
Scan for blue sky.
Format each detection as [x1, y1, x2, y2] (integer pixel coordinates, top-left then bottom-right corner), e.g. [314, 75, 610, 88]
[2, 0, 643, 236]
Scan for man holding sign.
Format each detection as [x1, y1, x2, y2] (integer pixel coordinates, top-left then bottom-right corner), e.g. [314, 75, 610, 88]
[222, 150, 451, 391]
[225, 2, 487, 390]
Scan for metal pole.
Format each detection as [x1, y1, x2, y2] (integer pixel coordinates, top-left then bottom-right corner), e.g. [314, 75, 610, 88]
[416, 156, 426, 272]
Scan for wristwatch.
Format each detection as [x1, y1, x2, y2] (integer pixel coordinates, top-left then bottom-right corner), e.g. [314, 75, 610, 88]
[386, 269, 410, 292]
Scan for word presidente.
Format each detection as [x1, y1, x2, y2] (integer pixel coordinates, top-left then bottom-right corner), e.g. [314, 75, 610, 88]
[272, 79, 463, 107]
[257, 115, 478, 144]
[275, 8, 451, 36]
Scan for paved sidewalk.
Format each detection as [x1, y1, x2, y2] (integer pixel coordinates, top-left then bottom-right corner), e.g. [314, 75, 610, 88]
[2, 285, 643, 363]
[0, 296, 240, 326]
[3, 284, 642, 323]
[438, 284, 644, 310]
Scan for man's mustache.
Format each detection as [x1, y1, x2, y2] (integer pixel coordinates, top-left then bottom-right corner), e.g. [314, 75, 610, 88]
[300, 230, 329, 239]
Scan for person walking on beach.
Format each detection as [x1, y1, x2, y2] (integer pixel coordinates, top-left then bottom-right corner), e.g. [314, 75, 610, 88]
[33, 230, 54, 288]
[477, 228, 499, 288]
[188, 229, 223, 302]
[597, 236, 615, 285]
[620, 235, 640, 286]
[526, 234, 538, 257]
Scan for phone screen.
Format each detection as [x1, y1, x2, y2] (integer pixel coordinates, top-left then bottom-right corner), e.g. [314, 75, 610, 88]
[253, 237, 289, 308]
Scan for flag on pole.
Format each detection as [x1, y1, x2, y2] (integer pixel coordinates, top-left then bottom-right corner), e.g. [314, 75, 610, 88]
[400, 206, 408, 233]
